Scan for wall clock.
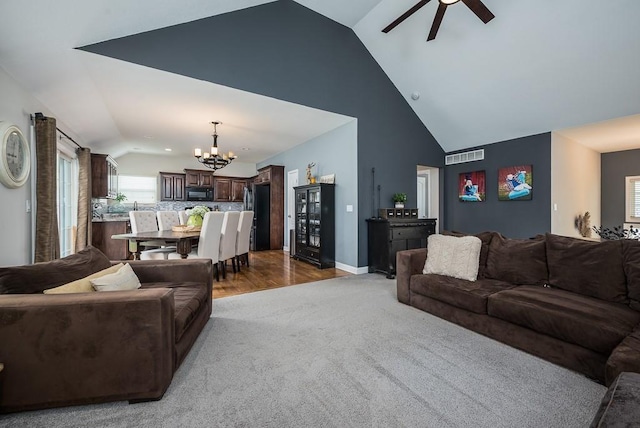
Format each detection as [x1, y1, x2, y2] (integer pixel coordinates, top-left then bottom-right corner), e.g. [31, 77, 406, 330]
[0, 122, 31, 189]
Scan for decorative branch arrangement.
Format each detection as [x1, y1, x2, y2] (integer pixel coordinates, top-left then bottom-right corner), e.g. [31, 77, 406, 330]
[575, 212, 591, 238]
[592, 225, 640, 240]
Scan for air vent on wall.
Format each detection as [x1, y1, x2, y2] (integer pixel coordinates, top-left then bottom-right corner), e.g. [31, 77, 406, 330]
[445, 149, 485, 165]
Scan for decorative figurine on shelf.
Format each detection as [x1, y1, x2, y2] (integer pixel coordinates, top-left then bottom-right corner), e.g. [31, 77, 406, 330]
[306, 162, 316, 184]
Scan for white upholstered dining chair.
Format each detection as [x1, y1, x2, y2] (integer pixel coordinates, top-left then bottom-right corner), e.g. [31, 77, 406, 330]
[168, 211, 225, 281]
[156, 211, 181, 231]
[218, 211, 241, 279]
[128, 211, 175, 260]
[235, 211, 253, 272]
[178, 210, 188, 225]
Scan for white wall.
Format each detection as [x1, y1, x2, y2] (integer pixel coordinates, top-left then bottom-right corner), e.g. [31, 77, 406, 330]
[115, 152, 257, 177]
[0, 67, 52, 266]
[551, 132, 601, 238]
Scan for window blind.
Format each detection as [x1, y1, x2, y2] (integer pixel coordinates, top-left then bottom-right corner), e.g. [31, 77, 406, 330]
[626, 176, 640, 222]
[118, 175, 157, 203]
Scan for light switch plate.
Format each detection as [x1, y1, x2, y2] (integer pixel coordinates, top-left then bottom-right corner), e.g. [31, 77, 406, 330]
[346, 205, 353, 212]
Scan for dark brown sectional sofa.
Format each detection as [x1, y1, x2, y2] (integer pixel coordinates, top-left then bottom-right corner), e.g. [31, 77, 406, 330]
[0, 246, 213, 413]
[396, 232, 640, 386]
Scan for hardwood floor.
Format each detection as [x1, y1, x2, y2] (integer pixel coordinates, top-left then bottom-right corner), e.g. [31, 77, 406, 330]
[213, 250, 351, 298]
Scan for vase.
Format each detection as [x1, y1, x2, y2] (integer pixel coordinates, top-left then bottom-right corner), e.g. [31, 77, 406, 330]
[395, 202, 405, 209]
[187, 215, 203, 227]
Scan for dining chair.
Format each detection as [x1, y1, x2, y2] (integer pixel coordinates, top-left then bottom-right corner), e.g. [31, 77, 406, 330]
[157, 211, 180, 231]
[128, 211, 175, 260]
[168, 212, 225, 281]
[218, 211, 241, 279]
[235, 211, 254, 272]
[178, 210, 188, 225]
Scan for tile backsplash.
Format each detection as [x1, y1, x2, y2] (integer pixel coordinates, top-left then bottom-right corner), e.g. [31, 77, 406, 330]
[92, 199, 244, 219]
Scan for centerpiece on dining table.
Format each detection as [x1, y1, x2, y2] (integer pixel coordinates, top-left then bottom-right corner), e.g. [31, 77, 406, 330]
[173, 205, 210, 232]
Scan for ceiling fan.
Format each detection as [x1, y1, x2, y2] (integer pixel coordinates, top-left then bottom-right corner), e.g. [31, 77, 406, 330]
[382, 0, 495, 41]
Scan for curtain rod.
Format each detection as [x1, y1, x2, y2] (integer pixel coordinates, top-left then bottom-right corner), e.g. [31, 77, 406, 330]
[31, 112, 84, 149]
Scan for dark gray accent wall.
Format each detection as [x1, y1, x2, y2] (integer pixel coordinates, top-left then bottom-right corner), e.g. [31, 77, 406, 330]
[81, 0, 444, 267]
[444, 133, 552, 238]
[601, 148, 640, 228]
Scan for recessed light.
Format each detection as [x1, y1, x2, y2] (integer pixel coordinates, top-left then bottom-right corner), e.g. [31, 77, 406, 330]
[144, 135, 154, 139]
[165, 148, 172, 152]
[241, 147, 251, 151]
[133, 147, 141, 151]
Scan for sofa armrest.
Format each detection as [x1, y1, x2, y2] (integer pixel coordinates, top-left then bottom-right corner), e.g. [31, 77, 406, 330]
[0, 289, 174, 412]
[606, 326, 640, 386]
[396, 248, 427, 304]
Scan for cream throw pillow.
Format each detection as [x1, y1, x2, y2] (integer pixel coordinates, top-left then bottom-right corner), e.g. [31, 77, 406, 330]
[91, 263, 141, 292]
[44, 263, 125, 294]
[423, 234, 482, 281]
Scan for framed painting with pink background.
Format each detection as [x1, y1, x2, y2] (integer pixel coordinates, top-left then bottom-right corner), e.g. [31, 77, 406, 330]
[459, 170, 485, 202]
[498, 165, 533, 201]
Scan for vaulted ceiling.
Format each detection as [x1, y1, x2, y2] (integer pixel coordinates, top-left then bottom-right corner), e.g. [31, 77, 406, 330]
[0, 0, 638, 160]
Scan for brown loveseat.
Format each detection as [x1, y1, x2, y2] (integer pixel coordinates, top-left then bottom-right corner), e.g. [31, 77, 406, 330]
[396, 232, 640, 386]
[0, 246, 213, 413]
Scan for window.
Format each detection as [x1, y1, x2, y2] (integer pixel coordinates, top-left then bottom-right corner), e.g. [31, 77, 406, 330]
[118, 175, 157, 204]
[626, 175, 640, 223]
[57, 148, 78, 258]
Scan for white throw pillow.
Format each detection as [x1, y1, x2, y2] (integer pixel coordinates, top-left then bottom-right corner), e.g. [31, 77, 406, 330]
[90, 263, 141, 292]
[423, 234, 482, 281]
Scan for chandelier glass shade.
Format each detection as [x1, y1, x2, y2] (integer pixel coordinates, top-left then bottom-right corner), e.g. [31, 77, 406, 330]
[194, 121, 237, 171]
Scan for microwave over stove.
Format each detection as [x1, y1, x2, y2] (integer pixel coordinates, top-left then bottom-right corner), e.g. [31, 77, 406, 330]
[186, 187, 214, 201]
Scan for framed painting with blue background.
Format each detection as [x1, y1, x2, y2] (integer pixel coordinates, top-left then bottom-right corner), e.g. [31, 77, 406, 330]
[459, 170, 485, 202]
[498, 165, 533, 201]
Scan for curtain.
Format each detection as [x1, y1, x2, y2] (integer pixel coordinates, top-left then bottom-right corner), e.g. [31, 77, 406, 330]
[75, 147, 92, 251]
[34, 115, 60, 262]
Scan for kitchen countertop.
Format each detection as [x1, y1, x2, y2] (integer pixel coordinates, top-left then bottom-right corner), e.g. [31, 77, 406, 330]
[92, 214, 130, 222]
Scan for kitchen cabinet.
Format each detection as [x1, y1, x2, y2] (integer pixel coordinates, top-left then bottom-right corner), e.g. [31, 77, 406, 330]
[184, 169, 213, 188]
[92, 220, 131, 260]
[231, 179, 247, 202]
[293, 183, 335, 268]
[213, 177, 231, 202]
[91, 154, 118, 199]
[253, 165, 285, 250]
[213, 177, 249, 202]
[159, 172, 186, 201]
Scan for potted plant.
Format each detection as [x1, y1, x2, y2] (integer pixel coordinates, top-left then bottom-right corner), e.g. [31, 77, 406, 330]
[392, 193, 407, 209]
[110, 192, 127, 213]
[185, 205, 211, 228]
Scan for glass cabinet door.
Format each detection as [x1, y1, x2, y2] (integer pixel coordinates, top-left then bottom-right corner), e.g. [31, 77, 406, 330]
[296, 190, 308, 246]
[308, 188, 321, 248]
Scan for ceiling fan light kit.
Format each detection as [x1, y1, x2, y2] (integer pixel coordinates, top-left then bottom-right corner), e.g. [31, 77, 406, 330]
[383, 0, 495, 41]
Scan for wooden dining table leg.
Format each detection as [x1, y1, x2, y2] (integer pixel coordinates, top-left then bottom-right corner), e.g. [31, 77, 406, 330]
[176, 238, 193, 259]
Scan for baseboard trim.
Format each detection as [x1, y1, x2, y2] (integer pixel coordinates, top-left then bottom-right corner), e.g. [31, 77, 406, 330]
[283, 246, 290, 253]
[335, 262, 369, 275]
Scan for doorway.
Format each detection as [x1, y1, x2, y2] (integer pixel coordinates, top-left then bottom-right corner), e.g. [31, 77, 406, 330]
[417, 165, 440, 232]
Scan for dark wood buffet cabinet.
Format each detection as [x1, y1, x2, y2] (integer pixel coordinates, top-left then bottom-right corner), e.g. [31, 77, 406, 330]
[367, 217, 437, 278]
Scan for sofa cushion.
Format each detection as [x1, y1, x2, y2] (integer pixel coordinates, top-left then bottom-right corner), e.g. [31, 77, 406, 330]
[0, 246, 112, 295]
[488, 285, 640, 354]
[546, 233, 627, 303]
[442, 230, 496, 279]
[423, 234, 482, 281]
[411, 274, 515, 314]
[91, 263, 141, 292]
[43, 263, 124, 294]
[172, 285, 209, 343]
[622, 239, 640, 310]
[485, 234, 548, 285]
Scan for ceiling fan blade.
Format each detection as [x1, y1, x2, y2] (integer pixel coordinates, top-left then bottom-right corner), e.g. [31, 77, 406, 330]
[427, 3, 447, 41]
[461, 0, 495, 24]
[382, 0, 432, 33]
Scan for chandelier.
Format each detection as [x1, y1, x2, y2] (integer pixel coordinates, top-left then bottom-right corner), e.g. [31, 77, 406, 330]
[194, 121, 237, 171]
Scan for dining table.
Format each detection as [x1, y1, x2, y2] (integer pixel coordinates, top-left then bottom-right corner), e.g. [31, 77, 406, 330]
[110, 230, 201, 260]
